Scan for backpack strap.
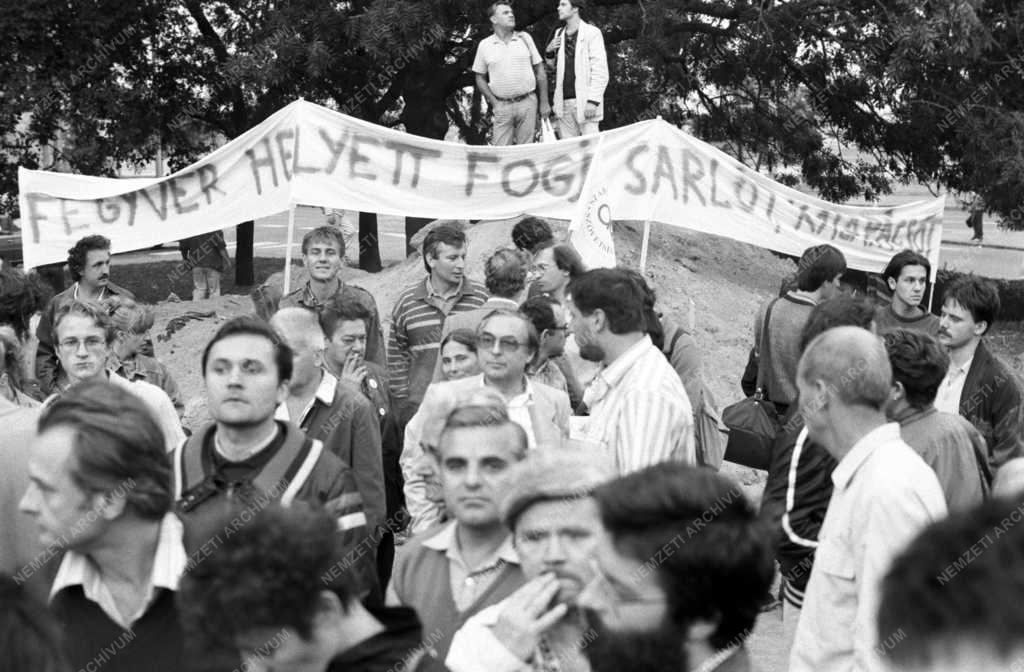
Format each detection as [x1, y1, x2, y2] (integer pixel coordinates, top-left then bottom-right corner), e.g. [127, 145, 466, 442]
[174, 433, 205, 500]
[277, 438, 324, 506]
[756, 298, 780, 395]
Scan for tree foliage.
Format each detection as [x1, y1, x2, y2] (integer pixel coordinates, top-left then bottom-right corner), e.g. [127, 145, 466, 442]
[2, 0, 1023, 232]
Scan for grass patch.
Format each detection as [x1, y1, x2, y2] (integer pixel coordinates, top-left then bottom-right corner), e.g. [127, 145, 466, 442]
[112, 257, 287, 304]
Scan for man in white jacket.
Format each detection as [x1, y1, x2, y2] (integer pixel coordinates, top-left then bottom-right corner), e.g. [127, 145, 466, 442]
[546, 0, 609, 137]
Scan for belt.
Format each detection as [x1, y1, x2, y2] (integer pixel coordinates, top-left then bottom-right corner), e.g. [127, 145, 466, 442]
[495, 91, 535, 103]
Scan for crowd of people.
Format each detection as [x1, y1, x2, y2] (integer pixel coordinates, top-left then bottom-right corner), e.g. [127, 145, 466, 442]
[2, 185, 1024, 669]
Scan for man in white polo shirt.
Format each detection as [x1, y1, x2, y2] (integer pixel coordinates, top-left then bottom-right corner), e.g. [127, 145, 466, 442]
[473, 2, 551, 145]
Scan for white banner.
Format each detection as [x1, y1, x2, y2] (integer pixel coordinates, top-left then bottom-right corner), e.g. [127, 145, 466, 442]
[19, 100, 943, 274]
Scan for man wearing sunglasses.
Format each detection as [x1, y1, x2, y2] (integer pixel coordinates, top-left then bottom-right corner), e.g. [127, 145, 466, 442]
[576, 463, 774, 672]
[402, 309, 571, 533]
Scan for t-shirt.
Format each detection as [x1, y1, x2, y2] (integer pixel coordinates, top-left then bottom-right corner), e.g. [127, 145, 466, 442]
[872, 303, 941, 338]
[562, 30, 577, 100]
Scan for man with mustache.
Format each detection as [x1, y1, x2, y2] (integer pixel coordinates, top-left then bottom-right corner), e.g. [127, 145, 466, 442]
[873, 250, 940, 337]
[568, 268, 694, 471]
[446, 450, 612, 672]
[933, 275, 1024, 471]
[35, 234, 139, 394]
[576, 463, 774, 672]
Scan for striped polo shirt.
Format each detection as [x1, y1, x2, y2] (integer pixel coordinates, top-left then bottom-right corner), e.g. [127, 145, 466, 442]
[472, 32, 542, 98]
[580, 335, 696, 473]
[387, 276, 489, 406]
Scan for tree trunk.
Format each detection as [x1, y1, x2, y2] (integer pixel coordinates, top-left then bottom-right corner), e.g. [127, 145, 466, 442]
[359, 211, 382, 272]
[235, 221, 254, 286]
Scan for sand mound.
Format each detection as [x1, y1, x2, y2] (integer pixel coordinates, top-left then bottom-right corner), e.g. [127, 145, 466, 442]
[152, 217, 797, 482]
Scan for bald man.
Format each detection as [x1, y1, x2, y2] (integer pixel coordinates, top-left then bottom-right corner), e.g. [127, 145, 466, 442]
[790, 327, 947, 672]
[271, 308, 386, 538]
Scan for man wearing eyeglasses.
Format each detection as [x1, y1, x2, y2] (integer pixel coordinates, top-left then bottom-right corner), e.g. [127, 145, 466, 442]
[447, 449, 611, 672]
[402, 309, 571, 533]
[47, 300, 184, 450]
[576, 463, 774, 672]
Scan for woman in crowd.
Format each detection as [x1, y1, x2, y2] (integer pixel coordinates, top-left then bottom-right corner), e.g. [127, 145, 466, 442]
[438, 328, 481, 381]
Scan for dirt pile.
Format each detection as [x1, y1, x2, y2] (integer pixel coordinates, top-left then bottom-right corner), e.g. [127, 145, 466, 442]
[152, 218, 797, 483]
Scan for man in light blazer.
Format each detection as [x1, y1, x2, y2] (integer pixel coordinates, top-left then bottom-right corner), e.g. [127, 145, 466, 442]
[403, 309, 571, 533]
[546, 0, 609, 137]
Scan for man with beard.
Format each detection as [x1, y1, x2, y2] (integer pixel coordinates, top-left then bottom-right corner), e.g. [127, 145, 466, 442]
[35, 234, 139, 394]
[446, 450, 612, 671]
[576, 463, 774, 672]
[568, 268, 694, 471]
[933, 275, 1024, 471]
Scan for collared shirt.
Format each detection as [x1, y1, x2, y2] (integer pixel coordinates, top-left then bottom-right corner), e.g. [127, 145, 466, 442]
[790, 423, 946, 672]
[488, 376, 538, 450]
[581, 335, 695, 473]
[112, 353, 183, 415]
[389, 521, 519, 612]
[47, 371, 185, 451]
[529, 358, 568, 395]
[276, 371, 338, 426]
[50, 513, 187, 630]
[934, 354, 974, 414]
[472, 32, 542, 98]
[425, 276, 465, 314]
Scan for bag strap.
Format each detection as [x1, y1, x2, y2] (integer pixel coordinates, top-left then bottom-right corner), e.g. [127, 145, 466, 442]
[755, 299, 780, 395]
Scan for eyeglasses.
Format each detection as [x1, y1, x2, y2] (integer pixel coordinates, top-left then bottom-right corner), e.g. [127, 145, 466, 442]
[477, 333, 525, 353]
[58, 337, 106, 352]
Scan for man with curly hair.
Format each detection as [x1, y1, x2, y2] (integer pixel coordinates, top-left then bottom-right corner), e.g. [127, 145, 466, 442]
[34, 234, 139, 394]
[179, 503, 443, 672]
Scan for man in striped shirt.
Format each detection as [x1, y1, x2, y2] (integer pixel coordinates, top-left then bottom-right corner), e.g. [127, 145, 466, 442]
[387, 224, 488, 426]
[568, 269, 696, 472]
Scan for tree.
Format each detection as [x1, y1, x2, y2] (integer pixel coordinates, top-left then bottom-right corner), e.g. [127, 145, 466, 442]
[4, 0, 1024, 275]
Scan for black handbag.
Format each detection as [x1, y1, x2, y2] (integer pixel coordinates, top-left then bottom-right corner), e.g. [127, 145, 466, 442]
[722, 299, 781, 470]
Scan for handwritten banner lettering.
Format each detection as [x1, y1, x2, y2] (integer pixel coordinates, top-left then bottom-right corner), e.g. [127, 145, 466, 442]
[19, 100, 943, 273]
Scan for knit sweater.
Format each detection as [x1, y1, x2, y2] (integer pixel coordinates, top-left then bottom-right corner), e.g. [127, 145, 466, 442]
[389, 526, 526, 661]
[752, 293, 817, 407]
[387, 277, 488, 410]
[51, 587, 190, 672]
[872, 303, 941, 338]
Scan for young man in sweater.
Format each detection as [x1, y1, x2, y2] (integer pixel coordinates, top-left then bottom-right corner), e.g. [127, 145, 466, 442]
[387, 392, 528, 661]
[387, 224, 488, 426]
[179, 503, 443, 672]
[874, 250, 940, 337]
[748, 244, 846, 416]
[20, 381, 191, 672]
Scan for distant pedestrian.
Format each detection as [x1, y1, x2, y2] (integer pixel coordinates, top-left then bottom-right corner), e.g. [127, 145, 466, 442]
[967, 196, 984, 243]
[473, 2, 551, 145]
[178, 230, 230, 301]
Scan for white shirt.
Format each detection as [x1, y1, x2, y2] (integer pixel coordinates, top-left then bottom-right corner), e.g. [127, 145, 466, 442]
[789, 423, 947, 672]
[275, 370, 338, 425]
[581, 336, 695, 473]
[50, 513, 186, 629]
[385, 521, 519, 612]
[934, 355, 974, 414]
[45, 372, 185, 452]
